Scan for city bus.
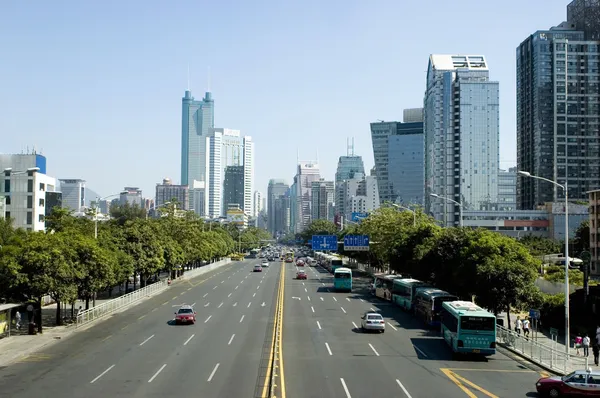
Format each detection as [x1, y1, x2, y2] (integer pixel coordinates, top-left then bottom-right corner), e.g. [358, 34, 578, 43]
[249, 249, 259, 259]
[414, 288, 458, 327]
[373, 274, 404, 301]
[328, 255, 344, 272]
[392, 279, 432, 311]
[440, 301, 496, 356]
[333, 267, 352, 292]
[284, 251, 294, 263]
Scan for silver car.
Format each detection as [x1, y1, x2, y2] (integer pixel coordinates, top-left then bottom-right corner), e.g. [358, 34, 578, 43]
[360, 312, 385, 333]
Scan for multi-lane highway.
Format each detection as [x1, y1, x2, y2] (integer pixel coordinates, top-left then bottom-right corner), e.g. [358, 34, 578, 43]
[0, 259, 280, 398]
[283, 261, 549, 398]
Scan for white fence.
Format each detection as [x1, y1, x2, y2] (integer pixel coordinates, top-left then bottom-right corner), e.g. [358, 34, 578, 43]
[496, 324, 588, 374]
[180, 258, 231, 280]
[76, 280, 168, 328]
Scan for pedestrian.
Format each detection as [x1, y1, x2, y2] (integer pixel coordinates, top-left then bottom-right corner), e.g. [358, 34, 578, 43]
[515, 317, 522, 335]
[14, 310, 21, 330]
[594, 343, 600, 366]
[575, 335, 583, 356]
[583, 334, 591, 357]
[523, 318, 530, 337]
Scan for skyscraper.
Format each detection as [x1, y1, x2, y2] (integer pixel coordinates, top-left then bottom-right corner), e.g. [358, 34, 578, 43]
[517, 1, 600, 209]
[293, 161, 320, 233]
[267, 179, 290, 237]
[181, 90, 214, 188]
[334, 142, 365, 219]
[58, 179, 86, 212]
[424, 55, 500, 227]
[253, 190, 263, 217]
[155, 177, 189, 210]
[205, 128, 254, 218]
[311, 179, 335, 221]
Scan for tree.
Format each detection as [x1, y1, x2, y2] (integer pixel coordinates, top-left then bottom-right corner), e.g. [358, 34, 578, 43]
[573, 219, 590, 255]
[109, 203, 146, 224]
[300, 220, 338, 243]
[519, 235, 562, 257]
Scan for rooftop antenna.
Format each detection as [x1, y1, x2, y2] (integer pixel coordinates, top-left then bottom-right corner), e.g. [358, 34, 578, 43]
[207, 66, 211, 92]
[297, 148, 299, 164]
[351, 137, 355, 156]
[187, 63, 190, 91]
[316, 149, 319, 163]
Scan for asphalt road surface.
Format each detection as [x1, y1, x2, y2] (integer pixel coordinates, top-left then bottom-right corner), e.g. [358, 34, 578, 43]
[0, 258, 279, 398]
[283, 262, 549, 398]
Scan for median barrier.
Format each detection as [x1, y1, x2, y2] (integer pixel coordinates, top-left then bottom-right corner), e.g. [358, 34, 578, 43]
[76, 280, 168, 328]
[180, 258, 231, 280]
[496, 324, 587, 375]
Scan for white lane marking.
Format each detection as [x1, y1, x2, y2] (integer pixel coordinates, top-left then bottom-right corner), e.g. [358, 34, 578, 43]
[204, 315, 212, 323]
[387, 322, 397, 331]
[346, 298, 351, 302]
[240, 315, 245, 323]
[311, 306, 315, 313]
[304, 288, 307, 292]
[139, 334, 155, 346]
[320, 297, 324, 301]
[90, 364, 115, 383]
[260, 280, 263, 284]
[352, 321, 359, 329]
[148, 364, 167, 383]
[221, 280, 224, 284]
[369, 343, 380, 356]
[253, 292, 256, 297]
[228, 334, 235, 345]
[413, 345, 428, 358]
[302, 282, 305, 285]
[333, 297, 337, 302]
[228, 276, 230, 279]
[317, 321, 322, 329]
[235, 285, 239, 290]
[184, 334, 195, 345]
[207, 363, 220, 382]
[247, 302, 252, 308]
[204, 302, 210, 307]
[325, 342, 333, 356]
[191, 302, 196, 307]
[340, 378, 352, 398]
[233, 302, 237, 307]
[203, 293, 208, 298]
[213, 286, 217, 290]
[359, 298, 364, 303]
[341, 307, 346, 314]
[396, 379, 413, 398]
[321, 282, 325, 286]
[370, 307, 376, 312]
[307, 296, 311, 301]
[228, 293, 232, 298]
[218, 302, 223, 308]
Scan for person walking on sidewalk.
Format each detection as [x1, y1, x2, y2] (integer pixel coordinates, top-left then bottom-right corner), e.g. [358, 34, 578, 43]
[583, 334, 591, 357]
[14, 311, 21, 330]
[523, 318, 530, 337]
[575, 335, 583, 356]
[594, 342, 600, 366]
[515, 317, 522, 335]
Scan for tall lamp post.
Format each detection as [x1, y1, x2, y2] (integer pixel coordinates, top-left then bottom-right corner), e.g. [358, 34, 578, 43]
[430, 193, 464, 227]
[391, 203, 416, 227]
[146, 201, 172, 220]
[518, 170, 570, 357]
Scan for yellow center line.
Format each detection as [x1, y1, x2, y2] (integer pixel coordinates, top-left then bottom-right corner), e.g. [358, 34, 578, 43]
[441, 368, 478, 398]
[261, 275, 279, 397]
[279, 264, 286, 398]
[446, 368, 535, 373]
[441, 368, 499, 398]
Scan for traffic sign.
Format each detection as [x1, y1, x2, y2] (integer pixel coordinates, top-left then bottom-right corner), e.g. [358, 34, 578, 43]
[529, 309, 540, 320]
[550, 327, 558, 336]
[311, 235, 338, 251]
[343, 235, 370, 251]
[351, 212, 368, 223]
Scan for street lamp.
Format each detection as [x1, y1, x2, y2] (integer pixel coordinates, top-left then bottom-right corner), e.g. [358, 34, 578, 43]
[430, 193, 464, 227]
[391, 203, 416, 227]
[146, 201, 171, 220]
[518, 170, 570, 356]
[93, 193, 125, 239]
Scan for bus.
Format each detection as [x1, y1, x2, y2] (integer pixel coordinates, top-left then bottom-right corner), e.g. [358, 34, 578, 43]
[440, 301, 496, 356]
[414, 288, 458, 327]
[373, 274, 404, 301]
[392, 279, 432, 311]
[249, 249, 259, 259]
[284, 251, 294, 263]
[333, 267, 352, 292]
[328, 256, 344, 272]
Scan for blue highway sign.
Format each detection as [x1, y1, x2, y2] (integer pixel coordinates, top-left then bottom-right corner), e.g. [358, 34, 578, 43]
[311, 235, 338, 251]
[343, 235, 370, 251]
[351, 212, 369, 223]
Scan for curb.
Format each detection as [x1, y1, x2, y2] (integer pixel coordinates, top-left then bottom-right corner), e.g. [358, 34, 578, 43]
[497, 343, 566, 375]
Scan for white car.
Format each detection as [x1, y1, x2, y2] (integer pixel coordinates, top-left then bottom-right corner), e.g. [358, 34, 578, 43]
[261, 259, 269, 267]
[361, 312, 385, 333]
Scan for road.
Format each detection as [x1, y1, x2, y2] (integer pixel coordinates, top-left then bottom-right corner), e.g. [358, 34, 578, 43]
[0, 258, 280, 398]
[283, 262, 550, 398]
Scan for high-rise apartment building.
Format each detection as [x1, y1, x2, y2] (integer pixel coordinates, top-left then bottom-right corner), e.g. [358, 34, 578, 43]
[498, 168, 517, 211]
[58, 179, 86, 212]
[155, 177, 189, 210]
[334, 148, 365, 219]
[253, 190, 263, 217]
[424, 55, 500, 227]
[370, 113, 425, 206]
[311, 179, 335, 221]
[205, 128, 254, 218]
[403, 108, 424, 123]
[267, 179, 289, 235]
[120, 187, 143, 207]
[293, 161, 320, 233]
[339, 172, 380, 223]
[181, 90, 214, 189]
[517, 2, 600, 209]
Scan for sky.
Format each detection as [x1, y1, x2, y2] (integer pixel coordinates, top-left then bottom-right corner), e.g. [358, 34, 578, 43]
[1, 0, 569, 200]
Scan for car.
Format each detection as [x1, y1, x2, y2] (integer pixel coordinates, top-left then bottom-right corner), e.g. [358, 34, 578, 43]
[253, 264, 263, 272]
[536, 369, 600, 397]
[296, 270, 307, 280]
[261, 259, 269, 267]
[360, 311, 385, 333]
[267, 257, 274, 261]
[174, 305, 197, 325]
[296, 259, 305, 266]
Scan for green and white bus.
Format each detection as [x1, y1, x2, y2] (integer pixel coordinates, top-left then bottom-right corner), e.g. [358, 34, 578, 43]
[440, 300, 496, 356]
[333, 267, 352, 292]
[391, 278, 432, 311]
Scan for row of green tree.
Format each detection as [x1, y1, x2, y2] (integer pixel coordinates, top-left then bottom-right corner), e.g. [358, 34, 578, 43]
[297, 209, 589, 328]
[0, 203, 271, 328]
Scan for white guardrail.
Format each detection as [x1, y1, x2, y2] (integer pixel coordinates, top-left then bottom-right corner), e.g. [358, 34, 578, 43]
[76, 280, 168, 327]
[181, 258, 231, 280]
[496, 324, 589, 374]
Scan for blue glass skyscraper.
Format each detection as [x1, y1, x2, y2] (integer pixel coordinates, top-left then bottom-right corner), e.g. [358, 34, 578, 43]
[181, 90, 214, 186]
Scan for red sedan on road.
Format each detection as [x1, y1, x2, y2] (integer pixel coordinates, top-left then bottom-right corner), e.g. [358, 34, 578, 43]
[536, 369, 600, 397]
[296, 270, 307, 280]
[174, 305, 196, 325]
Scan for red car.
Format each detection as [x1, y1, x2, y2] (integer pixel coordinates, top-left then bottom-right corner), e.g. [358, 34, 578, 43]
[296, 270, 307, 280]
[174, 305, 196, 325]
[536, 369, 600, 397]
[296, 259, 305, 266]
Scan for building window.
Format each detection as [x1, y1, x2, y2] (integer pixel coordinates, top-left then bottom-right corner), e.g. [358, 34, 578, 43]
[5, 211, 10, 219]
[5, 196, 10, 205]
[27, 180, 33, 193]
[4, 179, 9, 193]
[38, 214, 44, 222]
[39, 183, 45, 191]
[27, 196, 33, 209]
[26, 211, 32, 225]
[39, 198, 45, 207]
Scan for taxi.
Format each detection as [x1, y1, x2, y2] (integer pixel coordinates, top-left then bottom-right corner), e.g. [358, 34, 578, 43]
[296, 270, 307, 280]
[536, 368, 600, 397]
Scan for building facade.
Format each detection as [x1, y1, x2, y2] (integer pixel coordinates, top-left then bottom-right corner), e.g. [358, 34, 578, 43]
[253, 190, 263, 218]
[58, 179, 86, 212]
[424, 54, 500, 227]
[388, 121, 425, 206]
[292, 162, 320, 233]
[589, 189, 600, 275]
[403, 108, 424, 123]
[311, 179, 335, 221]
[267, 179, 290, 236]
[181, 90, 214, 188]
[120, 187, 142, 207]
[498, 168, 517, 211]
[517, 12, 600, 209]
[334, 154, 365, 219]
[155, 177, 189, 210]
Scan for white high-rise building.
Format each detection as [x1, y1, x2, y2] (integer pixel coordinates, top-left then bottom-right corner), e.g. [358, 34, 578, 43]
[340, 172, 380, 222]
[205, 128, 254, 218]
[293, 161, 320, 232]
[58, 179, 86, 212]
[253, 190, 263, 217]
[424, 54, 500, 227]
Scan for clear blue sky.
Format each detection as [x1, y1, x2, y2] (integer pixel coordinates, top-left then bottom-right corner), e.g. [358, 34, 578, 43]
[0, 0, 567, 199]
